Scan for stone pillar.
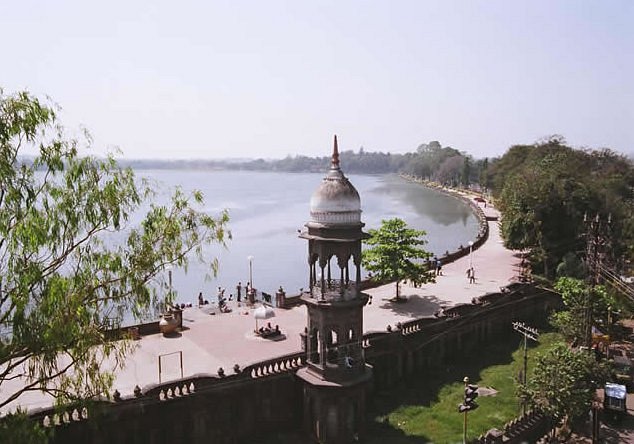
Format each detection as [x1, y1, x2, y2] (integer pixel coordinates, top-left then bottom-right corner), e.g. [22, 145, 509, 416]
[276, 286, 286, 308]
[248, 288, 255, 305]
[300, 327, 308, 352]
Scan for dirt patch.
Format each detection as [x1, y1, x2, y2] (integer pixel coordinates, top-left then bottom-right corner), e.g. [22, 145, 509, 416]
[479, 386, 498, 397]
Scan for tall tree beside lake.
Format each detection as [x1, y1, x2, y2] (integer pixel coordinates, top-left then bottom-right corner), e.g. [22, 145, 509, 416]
[363, 218, 434, 301]
[0, 89, 229, 434]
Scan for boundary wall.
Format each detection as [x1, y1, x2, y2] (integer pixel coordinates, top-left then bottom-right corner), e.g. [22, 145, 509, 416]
[31, 284, 561, 443]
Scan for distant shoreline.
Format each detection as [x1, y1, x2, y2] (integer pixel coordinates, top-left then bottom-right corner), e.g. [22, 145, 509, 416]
[399, 174, 490, 266]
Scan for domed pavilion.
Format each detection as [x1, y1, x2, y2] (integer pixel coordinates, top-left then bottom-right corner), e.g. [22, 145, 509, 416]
[301, 135, 368, 301]
[297, 135, 372, 444]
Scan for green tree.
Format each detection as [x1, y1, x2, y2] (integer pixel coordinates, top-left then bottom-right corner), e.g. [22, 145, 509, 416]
[461, 156, 471, 187]
[362, 218, 434, 301]
[555, 252, 585, 279]
[478, 157, 489, 190]
[0, 410, 47, 444]
[0, 89, 229, 418]
[518, 342, 609, 438]
[493, 140, 634, 279]
[436, 155, 464, 186]
[551, 277, 617, 345]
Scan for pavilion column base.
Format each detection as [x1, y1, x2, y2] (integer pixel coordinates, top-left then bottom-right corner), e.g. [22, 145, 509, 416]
[297, 365, 372, 444]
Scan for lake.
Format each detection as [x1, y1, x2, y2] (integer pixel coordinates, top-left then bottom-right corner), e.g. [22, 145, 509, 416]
[137, 170, 479, 305]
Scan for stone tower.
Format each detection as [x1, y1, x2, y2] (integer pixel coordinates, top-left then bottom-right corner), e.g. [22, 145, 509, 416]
[297, 135, 372, 444]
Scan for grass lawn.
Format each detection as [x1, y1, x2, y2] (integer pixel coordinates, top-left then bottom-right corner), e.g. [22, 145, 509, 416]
[367, 332, 563, 443]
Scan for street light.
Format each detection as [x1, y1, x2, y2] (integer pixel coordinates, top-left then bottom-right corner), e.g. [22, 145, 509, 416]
[247, 255, 254, 291]
[468, 241, 474, 269]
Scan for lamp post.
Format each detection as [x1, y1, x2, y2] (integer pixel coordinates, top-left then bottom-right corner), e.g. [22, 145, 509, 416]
[247, 255, 254, 291]
[468, 241, 474, 269]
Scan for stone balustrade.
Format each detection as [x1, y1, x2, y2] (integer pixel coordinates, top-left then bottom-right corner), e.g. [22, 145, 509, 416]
[242, 351, 306, 378]
[476, 410, 550, 444]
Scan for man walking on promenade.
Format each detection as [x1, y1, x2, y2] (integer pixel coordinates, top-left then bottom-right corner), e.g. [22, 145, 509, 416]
[467, 267, 476, 284]
[236, 282, 242, 302]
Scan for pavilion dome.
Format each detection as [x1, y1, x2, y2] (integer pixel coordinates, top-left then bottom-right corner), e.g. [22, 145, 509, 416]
[309, 136, 361, 225]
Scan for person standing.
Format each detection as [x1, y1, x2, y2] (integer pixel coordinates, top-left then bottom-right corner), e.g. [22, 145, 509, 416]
[468, 267, 476, 284]
[236, 282, 242, 302]
[435, 257, 442, 276]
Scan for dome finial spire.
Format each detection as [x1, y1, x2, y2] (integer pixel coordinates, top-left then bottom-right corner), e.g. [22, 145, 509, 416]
[332, 135, 340, 168]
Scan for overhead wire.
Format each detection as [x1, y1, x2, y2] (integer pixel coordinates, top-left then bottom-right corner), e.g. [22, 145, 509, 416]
[594, 262, 634, 302]
[594, 260, 633, 292]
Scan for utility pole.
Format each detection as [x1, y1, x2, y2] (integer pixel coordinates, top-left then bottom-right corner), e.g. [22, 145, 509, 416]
[512, 321, 539, 414]
[583, 213, 612, 348]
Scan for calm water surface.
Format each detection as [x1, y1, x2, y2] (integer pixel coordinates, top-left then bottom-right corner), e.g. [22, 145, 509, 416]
[138, 170, 478, 304]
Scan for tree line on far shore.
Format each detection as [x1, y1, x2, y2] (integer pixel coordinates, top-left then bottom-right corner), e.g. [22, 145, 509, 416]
[119, 140, 488, 187]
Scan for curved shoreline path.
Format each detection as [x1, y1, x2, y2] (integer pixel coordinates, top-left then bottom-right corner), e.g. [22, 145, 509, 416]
[362, 202, 519, 331]
[4, 204, 521, 413]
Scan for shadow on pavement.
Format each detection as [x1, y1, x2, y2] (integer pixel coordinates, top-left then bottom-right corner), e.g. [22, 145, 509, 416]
[377, 294, 444, 318]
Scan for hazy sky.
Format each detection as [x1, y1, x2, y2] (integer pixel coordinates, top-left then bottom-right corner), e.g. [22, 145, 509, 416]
[1, 1, 632, 159]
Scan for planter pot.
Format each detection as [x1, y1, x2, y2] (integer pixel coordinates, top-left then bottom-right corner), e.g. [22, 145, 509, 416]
[159, 314, 179, 335]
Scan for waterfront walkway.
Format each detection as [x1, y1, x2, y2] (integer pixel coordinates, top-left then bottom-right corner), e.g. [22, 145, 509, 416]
[6, 202, 522, 413]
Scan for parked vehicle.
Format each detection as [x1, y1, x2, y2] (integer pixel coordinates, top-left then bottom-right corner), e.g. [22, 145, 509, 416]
[604, 383, 627, 421]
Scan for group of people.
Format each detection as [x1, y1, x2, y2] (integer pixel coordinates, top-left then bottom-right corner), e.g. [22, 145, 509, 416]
[214, 287, 232, 313]
[236, 281, 256, 302]
[197, 292, 209, 306]
[195, 280, 263, 314]
[430, 255, 477, 284]
[195, 285, 237, 313]
[258, 322, 281, 338]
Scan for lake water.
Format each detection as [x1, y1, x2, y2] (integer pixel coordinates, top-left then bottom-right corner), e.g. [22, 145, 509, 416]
[138, 170, 479, 305]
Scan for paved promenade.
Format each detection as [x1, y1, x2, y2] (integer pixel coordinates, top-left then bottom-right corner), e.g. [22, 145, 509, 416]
[6, 202, 522, 413]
